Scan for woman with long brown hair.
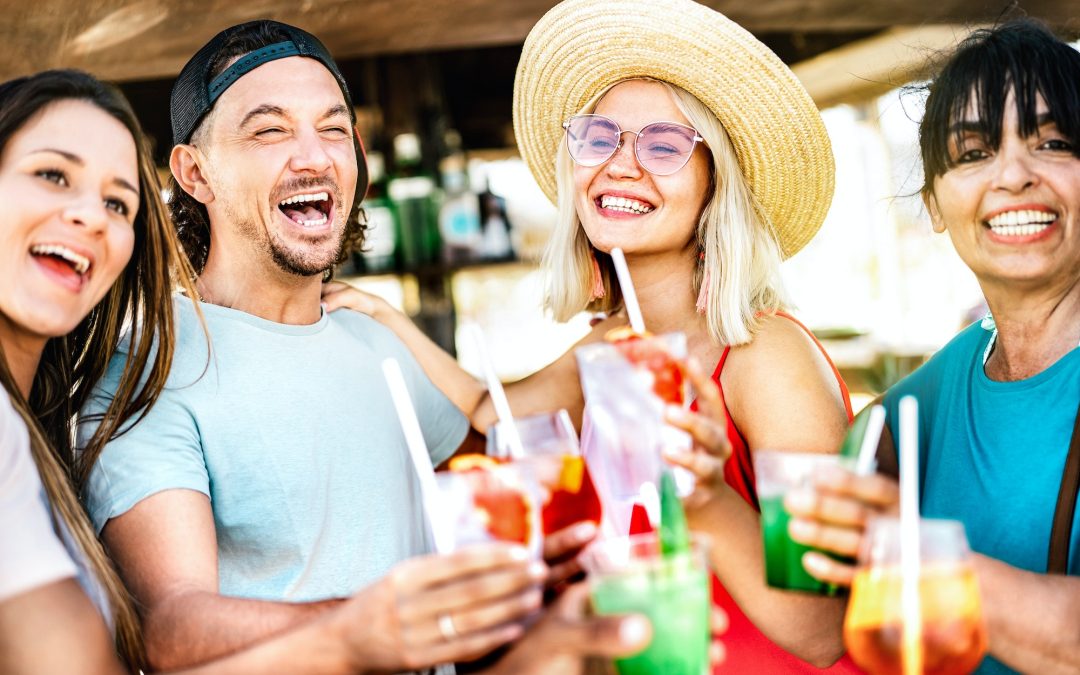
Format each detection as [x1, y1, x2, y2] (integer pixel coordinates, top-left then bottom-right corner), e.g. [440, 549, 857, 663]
[0, 67, 196, 670]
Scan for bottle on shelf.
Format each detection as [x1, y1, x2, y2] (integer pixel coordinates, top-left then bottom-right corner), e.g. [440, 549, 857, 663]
[355, 151, 398, 274]
[474, 169, 513, 261]
[438, 131, 482, 266]
[388, 133, 441, 270]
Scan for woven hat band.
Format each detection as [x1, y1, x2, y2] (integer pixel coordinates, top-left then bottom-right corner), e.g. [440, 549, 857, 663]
[207, 41, 301, 104]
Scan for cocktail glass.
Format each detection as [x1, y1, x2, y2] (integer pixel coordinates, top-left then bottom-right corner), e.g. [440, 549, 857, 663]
[576, 332, 692, 534]
[844, 517, 988, 675]
[753, 450, 849, 594]
[487, 409, 603, 535]
[580, 532, 711, 675]
[434, 464, 543, 557]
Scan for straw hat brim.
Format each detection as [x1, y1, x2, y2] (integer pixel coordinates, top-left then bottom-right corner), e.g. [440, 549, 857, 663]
[513, 0, 835, 258]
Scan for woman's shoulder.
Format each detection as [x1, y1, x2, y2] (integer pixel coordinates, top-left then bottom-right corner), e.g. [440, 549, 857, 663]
[725, 312, 832, 376]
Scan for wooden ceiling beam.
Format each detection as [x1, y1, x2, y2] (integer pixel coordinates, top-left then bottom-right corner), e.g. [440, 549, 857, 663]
[791, 25, 982, 109]
[2, 0, 1076, 83]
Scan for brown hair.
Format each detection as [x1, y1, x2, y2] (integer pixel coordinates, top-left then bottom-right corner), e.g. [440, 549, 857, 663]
[0, 69, 203, 670]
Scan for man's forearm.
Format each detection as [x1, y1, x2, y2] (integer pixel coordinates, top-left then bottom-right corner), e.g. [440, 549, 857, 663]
[975, 554, 1080, 674]
[145, 590, 343, 671]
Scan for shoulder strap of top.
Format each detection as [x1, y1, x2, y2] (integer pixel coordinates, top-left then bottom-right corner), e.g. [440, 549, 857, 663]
[712, 346, 732, 381]
[774, 311, 855, 421]
[1049, 400, 1080, 574]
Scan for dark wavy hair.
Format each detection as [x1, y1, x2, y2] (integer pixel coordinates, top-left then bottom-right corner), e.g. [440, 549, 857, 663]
[168, 22, 367, 275]
[919, 19, 1080, 194]
[0, 69, 202, 671]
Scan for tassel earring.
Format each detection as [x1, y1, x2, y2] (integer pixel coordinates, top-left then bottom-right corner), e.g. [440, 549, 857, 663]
[695, 251, 709, 314]
[589, 250, 606, 300]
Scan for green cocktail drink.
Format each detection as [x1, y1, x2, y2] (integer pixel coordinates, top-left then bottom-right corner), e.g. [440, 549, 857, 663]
[754, 451, 850, 595]
[760, 494, 837, 593]
[584, 534, 711, 675]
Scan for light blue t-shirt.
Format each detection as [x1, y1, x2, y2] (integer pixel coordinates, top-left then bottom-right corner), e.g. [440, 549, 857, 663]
[80, 297, 468, 603]
[884, 321, 1080, 675]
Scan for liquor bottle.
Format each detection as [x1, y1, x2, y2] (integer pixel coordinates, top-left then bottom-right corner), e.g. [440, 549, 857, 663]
[477, 177, 513, 260]
[438, 134, 482, 265]
[356, 151, 398, 273]
[387, 133, 440, 269]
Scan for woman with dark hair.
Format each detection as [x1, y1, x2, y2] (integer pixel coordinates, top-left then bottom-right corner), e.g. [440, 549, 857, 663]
[787, 20, 1080, 674]
[0, 67, 199, 670]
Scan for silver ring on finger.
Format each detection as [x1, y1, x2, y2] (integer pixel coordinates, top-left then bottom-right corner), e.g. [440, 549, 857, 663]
[437, 612, 459, 640]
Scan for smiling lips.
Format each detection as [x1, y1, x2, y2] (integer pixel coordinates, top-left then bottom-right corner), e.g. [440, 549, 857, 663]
[278, 190, 332, 228]
[985, 208, 1058, 238]
[30, 243, 93, 292]
[598, 194, 655, 215]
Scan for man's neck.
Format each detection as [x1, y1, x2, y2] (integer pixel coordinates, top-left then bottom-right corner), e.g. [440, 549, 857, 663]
[197, 245, 324, 326]
[983, 276, 1080, 382]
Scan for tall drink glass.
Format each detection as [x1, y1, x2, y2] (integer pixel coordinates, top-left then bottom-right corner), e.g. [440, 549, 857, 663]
[576, 332, 691, 534]
[487, 410, 603, 534]
[844, 517, 988, 675]
[754, 450, 848, 594]
[581, 532, 711, 675]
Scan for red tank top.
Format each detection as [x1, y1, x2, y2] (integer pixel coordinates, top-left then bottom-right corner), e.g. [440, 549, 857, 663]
[697, 312, 859, 673]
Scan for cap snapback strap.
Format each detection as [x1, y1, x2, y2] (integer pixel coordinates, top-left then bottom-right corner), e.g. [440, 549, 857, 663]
[207, 41, 300, 104]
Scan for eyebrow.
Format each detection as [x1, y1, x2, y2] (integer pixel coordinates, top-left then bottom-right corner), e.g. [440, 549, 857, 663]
[239, 104, 289, 129]
[948, 112, 1059, 136]
[30, 147, 139, 196]
[240, 103, 351, 130]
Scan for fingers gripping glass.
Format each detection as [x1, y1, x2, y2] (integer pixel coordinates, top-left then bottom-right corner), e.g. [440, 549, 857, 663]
[563, 114, 704, 175]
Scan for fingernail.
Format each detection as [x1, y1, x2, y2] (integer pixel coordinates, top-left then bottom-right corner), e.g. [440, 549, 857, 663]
[620, 615, 650, 644]
[802, 551, 828, 574]
[788, 518, 813, 541]
[528, 561, 548, 578]
[508, 546, 529, 561]
[574, 521, 598, 542]
[785, 489, 813, 512]
[665, 406, 689, 423]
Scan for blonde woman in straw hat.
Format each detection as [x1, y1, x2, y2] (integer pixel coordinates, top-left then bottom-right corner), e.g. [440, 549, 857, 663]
[322, 0, 858, 669]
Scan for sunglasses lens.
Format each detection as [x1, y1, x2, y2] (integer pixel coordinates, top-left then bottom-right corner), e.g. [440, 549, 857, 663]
[565, 116, 621, 166]
[637, 123, 699, 175]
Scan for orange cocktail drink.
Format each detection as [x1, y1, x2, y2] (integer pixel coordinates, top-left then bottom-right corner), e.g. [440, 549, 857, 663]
[486, 410, 602, 535]
[844, 518, 988, 675]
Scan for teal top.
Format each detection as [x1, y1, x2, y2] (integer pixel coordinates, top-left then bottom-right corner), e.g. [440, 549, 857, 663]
[884, 321, 1080, 674]
[80, 297, 468, 603]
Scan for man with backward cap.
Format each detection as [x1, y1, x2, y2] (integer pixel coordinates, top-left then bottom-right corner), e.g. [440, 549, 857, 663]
[76, 20, 608, 673]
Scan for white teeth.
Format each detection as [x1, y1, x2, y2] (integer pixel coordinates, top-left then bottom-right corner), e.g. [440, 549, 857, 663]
[987, 209, 1056, 231]
[30, 244, 90, 275]
[296, 216, 328, 228]
[600, 195, 654, 214]
[279, 191, 329, 207]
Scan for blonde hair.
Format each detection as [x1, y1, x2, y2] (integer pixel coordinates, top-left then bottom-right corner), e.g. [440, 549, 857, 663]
[542, 79, 788, 346]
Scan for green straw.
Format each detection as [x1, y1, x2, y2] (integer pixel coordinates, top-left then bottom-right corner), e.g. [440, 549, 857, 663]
[659, 469, 690, 555]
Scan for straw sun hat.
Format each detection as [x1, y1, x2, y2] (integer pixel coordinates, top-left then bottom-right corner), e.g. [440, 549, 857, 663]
[513, 0, 835, 258]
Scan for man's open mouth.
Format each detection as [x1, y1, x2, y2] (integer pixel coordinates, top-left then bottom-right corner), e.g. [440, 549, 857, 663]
[278, 191, 332, 227]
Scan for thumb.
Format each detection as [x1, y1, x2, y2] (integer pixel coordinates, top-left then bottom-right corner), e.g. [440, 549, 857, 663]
[547, 584, 653, 658]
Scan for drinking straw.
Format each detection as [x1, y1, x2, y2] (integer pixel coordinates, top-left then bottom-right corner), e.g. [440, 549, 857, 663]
[658, 469, 690, 555]
[461, 323, 526, 460]
[854, 405, 886, 475]
[898, 395, 923, 675]
[382, 358, 453, 554]
[610, 247, 647, 334]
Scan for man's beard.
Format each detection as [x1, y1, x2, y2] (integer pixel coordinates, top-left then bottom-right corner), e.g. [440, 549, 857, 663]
[267, 227, 343, 277]
[230, 208, 344, 277]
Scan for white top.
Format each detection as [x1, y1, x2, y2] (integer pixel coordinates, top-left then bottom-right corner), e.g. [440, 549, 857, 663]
[0, 389, 77, 602]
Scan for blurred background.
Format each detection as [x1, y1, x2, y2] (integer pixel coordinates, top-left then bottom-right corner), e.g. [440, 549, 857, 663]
[12, 0, 1077, 410]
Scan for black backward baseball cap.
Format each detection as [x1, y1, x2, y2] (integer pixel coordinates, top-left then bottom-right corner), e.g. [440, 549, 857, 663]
[170, 20, 368, 195]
